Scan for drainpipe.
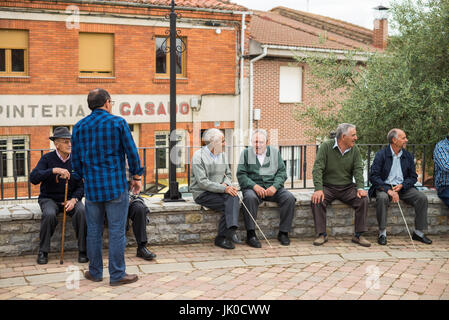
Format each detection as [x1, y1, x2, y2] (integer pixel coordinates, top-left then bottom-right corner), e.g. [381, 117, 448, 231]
[239, 12, 246, 149]
[249, 45, 267, 142]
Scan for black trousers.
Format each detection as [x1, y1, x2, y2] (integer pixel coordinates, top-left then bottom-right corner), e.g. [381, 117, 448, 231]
[242, 188, 295, 233]
[38, 197, 87, 253]
[128, 200, 148, 246]
[194, 191, 240, 237]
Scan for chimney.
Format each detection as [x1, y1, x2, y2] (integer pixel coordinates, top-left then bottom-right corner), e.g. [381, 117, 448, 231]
[373, 18, 388, 49]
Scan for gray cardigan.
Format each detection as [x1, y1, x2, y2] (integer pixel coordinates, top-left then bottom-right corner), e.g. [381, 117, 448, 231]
[190, 146, 232, 200]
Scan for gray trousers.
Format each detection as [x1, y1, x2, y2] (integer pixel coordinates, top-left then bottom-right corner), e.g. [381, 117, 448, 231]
[375, 188, 428, 231]
[242, 188, 295, 233]
[194, 191, 240, 237]
[38, 197, 87, 253]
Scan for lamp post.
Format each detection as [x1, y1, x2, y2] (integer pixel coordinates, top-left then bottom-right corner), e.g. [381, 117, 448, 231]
[164, 0, 184, 202]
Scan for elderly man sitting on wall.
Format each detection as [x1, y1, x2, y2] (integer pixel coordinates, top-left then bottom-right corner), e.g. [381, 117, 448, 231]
[237, 129, 295, 248]
[190, 128, 241, 250]
[369, 128, 432, 245]
[30, 127, 87, 265]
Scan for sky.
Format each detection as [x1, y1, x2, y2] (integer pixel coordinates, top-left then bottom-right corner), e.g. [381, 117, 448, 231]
[233, 0, 394, 31]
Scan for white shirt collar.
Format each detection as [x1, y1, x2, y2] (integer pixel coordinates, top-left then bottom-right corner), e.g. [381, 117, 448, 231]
[333, 138, 351, 155]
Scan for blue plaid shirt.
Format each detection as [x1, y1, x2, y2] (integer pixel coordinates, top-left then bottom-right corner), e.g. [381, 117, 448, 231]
[71, 109, 144, 202]
[434, 137, 449, 191]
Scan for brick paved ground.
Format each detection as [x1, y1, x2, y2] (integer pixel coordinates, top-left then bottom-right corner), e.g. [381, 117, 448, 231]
[0, 235, 449, 301]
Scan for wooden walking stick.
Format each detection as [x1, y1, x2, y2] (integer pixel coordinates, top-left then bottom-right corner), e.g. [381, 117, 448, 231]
[60, 178, 69, 264]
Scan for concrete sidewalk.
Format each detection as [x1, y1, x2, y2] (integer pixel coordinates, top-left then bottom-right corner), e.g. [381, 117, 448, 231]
[0, 235, 448, 300]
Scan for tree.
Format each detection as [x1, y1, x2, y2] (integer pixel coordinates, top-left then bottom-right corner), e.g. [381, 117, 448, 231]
[293, 0, 449, 146]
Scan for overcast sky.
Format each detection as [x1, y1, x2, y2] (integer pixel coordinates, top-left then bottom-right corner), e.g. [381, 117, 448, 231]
[234, 0, 394, 31]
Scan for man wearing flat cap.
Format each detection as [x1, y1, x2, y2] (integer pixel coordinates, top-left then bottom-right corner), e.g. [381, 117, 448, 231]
[30, 127, 87, 264]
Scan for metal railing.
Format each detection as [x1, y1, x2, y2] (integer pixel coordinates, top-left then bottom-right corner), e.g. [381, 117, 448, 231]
[0, 144, 434, 201]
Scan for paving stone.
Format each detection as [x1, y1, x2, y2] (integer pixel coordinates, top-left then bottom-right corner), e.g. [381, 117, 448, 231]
[293, 254, 344, 263]
[341, 251, 391, 261]
[26, 270, 82, 285]
[193, 259, 246, 270]
[388, 250, 436, 259]
[243, 256, 295, 267]
[0, 276, 27, 288]
[139, 262, 193, 274]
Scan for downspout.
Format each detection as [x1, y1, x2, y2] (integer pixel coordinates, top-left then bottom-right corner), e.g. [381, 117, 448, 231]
[239, 12, 246, 149]
[249, 45, 267, 142]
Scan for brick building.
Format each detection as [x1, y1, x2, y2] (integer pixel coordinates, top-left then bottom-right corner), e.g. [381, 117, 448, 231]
[247, 7, 387, 184]
[0, 0, 252, 198]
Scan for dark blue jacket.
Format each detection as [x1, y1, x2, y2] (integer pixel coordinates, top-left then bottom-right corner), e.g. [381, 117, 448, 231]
[30, 151, 84, 203]
[368, 146, 417, 198]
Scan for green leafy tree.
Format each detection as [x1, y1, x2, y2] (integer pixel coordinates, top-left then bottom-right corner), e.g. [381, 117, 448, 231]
[293, 0, 449, 146]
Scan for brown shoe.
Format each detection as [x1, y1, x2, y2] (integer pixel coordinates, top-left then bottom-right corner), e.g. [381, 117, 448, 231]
[313, 235, 328, 246]
[352, 235, 371, 247]
[84, 271, 103, 282]
[110, 273, 138, 286]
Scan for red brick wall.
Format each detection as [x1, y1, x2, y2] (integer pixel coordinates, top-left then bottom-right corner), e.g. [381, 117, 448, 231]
[253, 59, 329, 183]
[0, 20, 237, 95]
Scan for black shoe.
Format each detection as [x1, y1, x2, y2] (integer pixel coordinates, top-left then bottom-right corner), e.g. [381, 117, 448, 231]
[78, 252, 89, 263]
[37, 251, 48, 265]
[137, 247, 157, 261]
[231, 232, 243, 244]
[214, 236, 235, 250]
[412, 232, 432, 244]
[278, 232, 290, 246]
[246, 235, 262, 248]
[378, 235, 387, 245]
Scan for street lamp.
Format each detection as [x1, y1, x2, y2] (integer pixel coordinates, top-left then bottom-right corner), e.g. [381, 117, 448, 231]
[164, 0, 185, 202]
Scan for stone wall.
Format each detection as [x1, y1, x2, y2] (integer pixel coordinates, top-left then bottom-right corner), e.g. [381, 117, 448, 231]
[0, 190, 448, 256]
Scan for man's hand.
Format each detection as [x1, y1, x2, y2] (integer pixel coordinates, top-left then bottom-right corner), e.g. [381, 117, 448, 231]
[387, 189, 400, 203]
[265, 186, 277, 197]
[253, 184, 266, 198]
[357, 189, 368, 198]
[64, 198, 77, 212]
[53, 168, 70, 180]
[130, 180, 142, 195]
[225, 185, 238, 197]
[392, 184, 403, 193]
[311, 190, 324, 204]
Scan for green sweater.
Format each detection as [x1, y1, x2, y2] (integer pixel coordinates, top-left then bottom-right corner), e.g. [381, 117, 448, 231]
[190, 146, 232, 200]
[237, 146, 287, 191]
[312, 139, 364, 191]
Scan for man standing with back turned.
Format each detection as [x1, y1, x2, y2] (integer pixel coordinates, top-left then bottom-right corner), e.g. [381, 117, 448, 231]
[72, 88, 144, 286]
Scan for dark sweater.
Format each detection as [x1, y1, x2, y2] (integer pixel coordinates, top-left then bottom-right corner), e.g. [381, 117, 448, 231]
[30, 151, 84, 203]
[312, 139, 364, 191]
[237, 146, 287, 191]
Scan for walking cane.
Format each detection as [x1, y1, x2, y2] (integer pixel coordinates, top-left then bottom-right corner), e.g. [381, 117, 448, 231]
[391, 184, 417, 252]
[60, 178, 69, 264]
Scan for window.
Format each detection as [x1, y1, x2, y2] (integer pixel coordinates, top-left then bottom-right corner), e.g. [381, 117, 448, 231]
[279, 66, 302, 103]
[280, 146, 302, 180]
[155, 36, 186, 78]
[129, 124, 139, 147]
[0, 29, 28, 76]
[79, 33, 114, 77]
[155, 131, 186, 172]
[0, 136, 29, 179]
